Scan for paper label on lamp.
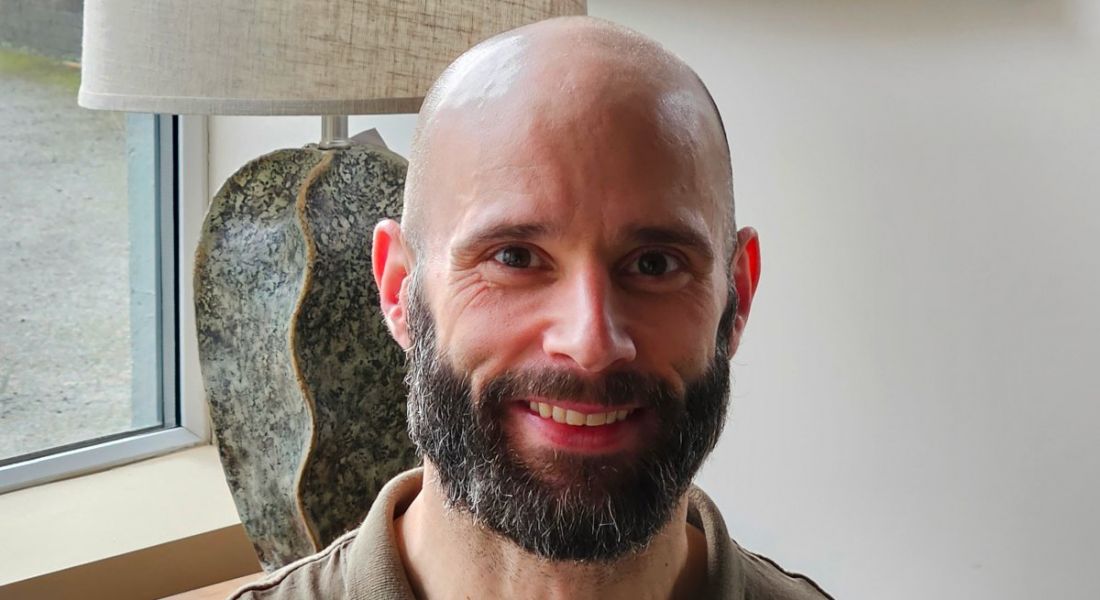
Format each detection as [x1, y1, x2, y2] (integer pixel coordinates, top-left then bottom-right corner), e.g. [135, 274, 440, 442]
[350, 128, 387, 149]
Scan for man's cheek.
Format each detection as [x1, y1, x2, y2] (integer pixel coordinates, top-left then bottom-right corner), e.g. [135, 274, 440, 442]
[433, 273, 515, 359]
[629, 299, 719, 374]
[444, 293, 547, 377]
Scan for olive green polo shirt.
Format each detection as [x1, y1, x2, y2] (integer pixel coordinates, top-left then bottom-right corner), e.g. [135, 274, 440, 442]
[229, 468, 832, 599]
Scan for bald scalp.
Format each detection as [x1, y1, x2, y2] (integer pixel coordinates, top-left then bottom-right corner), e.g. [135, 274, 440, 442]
[401, 16, 735, 264]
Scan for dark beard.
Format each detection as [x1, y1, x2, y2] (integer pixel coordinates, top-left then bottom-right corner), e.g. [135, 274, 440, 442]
[404, 277, 735, 562]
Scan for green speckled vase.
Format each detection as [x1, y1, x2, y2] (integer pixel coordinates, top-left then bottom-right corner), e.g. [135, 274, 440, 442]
[193, 143, 419, 571]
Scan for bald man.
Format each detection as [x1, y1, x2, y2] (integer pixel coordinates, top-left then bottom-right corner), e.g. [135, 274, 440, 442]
[232, 16, 831, 600]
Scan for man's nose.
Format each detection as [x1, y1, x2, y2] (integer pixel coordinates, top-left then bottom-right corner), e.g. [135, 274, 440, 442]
[541, 268, 637, 373]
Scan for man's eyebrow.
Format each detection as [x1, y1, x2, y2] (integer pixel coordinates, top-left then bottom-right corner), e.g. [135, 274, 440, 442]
[450, 221, 717, 263]
[630, 225, 716, 263]
[451, 222, 553, 259]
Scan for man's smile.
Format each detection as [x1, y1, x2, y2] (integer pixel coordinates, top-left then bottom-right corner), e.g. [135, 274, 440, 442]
[526, 400, 637, 426]
[507, 398, 649, 454]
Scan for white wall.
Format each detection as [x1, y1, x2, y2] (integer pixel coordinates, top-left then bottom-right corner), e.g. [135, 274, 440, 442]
[208, 2, 1100, 598]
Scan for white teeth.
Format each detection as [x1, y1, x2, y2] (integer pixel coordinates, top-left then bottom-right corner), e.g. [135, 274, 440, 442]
[585, 412, 607, 426]
[529, 402, 634, 427]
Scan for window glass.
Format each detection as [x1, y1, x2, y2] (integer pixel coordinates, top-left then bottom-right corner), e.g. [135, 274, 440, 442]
[0, 8, 169, 463]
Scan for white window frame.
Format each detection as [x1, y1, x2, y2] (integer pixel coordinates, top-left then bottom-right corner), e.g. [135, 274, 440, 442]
[0, 116, 211, 494]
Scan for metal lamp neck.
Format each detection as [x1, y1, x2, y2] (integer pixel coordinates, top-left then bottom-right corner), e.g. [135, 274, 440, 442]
[319, 115, 351, 149]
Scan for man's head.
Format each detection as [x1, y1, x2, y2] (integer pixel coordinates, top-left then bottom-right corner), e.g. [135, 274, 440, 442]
[372, 16, 761, 562]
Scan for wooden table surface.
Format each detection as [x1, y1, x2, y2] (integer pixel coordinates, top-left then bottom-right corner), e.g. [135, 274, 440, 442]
[162, 573, 263, 599]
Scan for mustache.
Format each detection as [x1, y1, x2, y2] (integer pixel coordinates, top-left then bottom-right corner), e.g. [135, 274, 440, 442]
[478, 368, 678, 409]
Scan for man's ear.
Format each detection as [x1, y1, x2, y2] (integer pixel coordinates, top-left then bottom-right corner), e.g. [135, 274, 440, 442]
[727, 227, 761, 356]
[372, 219, 413, 350]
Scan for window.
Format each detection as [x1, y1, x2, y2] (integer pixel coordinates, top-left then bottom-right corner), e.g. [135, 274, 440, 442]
[0, 10, 203, 494]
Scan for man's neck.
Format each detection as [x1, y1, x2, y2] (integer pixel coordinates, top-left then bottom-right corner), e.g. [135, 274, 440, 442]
[394, 465, 708, 600]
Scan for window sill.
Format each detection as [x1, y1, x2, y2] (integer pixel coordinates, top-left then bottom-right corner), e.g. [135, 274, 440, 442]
[0, 445, 260, 598]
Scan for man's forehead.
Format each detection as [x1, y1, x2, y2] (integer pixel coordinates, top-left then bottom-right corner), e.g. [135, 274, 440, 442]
[418, 106, 728, 247]
[422, 33, 530, 116]
[404, 17, 734, 260]
[429, 48, 705, 134]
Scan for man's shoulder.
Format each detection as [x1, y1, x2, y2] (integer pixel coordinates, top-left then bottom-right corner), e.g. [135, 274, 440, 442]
[732, 542, 835, 600]
[227, 468, 424, 600]
[687, 485, 833, 600]
[227, 529, 357, 600]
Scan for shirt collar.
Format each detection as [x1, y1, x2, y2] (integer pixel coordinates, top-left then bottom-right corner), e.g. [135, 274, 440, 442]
[345, 467, 745, 599]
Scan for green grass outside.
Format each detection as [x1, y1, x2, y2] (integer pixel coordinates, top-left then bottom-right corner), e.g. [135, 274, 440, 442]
[0, 48, 80, 93]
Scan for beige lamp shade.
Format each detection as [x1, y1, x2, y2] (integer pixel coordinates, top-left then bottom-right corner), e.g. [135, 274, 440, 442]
[78, 0, 586, 115]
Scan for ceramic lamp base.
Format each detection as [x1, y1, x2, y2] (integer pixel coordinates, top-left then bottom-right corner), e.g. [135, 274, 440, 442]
[194, 143, 418, 571]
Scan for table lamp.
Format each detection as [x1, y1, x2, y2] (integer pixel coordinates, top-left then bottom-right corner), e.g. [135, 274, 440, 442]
[78, 0, 586, 570]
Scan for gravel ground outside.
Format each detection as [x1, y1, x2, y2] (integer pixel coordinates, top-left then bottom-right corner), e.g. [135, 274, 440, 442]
[0, 49, 139, 461]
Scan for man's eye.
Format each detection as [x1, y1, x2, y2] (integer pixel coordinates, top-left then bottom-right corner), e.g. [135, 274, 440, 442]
[628, 251, 682, 276]
[492, 246, 540, 269]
